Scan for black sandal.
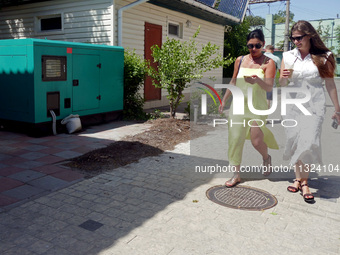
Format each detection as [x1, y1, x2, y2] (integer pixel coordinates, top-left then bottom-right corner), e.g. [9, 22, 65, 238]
[287, 179, 301, 193]
[301, 183, 315, 203]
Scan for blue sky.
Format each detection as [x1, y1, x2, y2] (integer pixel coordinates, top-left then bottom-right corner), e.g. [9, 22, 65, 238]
[248, 0, 340, 22]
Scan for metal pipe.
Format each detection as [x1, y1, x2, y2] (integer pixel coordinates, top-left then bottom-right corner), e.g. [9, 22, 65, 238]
[50, 110, 57, 135]
[118, 0, 149, 47]
[194, 105, 198, 124]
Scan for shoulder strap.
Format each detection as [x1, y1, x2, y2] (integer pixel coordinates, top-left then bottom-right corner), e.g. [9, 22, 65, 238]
[263, 56, 270, 64]
[239, 55, 244, 69]
[236, 55, 244, 75]
[260, 56, 270, 69]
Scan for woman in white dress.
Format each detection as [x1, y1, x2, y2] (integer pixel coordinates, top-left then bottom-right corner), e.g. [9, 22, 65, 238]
[279, 20, 340, 203]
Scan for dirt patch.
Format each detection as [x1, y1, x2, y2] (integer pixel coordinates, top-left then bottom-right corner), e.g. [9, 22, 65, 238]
[64, 118, 207, 178]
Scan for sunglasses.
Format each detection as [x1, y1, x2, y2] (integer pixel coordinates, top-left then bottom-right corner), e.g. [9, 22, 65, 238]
[246, 43, 262, 49]
[290, 34, 307, 42]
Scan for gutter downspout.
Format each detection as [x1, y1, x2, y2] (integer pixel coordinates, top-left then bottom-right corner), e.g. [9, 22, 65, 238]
[118, 0, 149, 47]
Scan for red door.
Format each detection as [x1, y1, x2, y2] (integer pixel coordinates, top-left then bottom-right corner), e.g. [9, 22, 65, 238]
[144, 22, 162, 101]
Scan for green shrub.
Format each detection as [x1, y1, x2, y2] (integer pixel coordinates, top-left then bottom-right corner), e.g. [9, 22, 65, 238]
[123, 50, 148, 120]
[146, 27, 234, 118]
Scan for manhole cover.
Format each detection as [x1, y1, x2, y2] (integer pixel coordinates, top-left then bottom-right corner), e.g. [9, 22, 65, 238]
[206, 185, 277, 211]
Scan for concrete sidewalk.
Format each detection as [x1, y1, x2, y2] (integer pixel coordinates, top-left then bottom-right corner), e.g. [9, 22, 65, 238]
[1, 84, 340, 254]
[1, 140, 339, 255]
[1, 122, 339, 255]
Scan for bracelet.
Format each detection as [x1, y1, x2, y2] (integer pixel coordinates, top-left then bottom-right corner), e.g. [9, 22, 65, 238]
[336, 112, 340, 115]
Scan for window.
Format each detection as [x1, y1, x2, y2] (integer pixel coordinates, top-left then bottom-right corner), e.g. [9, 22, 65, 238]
[41, 16, 62, 31]
[169, 23, 179, 36]
[168, 22, 183, 38]
[35, 13, 63, 34]
[42, 56, 67, 81]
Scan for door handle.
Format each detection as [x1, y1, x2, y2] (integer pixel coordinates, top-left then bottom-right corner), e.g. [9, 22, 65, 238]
[73, 80, 79, 86]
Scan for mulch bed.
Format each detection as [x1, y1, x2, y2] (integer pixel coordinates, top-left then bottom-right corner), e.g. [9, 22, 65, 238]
[64, 118, 194, 178]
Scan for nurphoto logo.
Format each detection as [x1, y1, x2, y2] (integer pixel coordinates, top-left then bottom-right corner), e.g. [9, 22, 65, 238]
[199, 83, 312, 128]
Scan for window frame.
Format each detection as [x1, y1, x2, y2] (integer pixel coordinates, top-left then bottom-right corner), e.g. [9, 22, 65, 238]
[34, 12, 64, 35]
[168, 22, 183, 39]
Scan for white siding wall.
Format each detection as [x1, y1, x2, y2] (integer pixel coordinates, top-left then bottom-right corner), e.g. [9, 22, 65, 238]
[0, 0, 225, 109]
[115, 0, 225, 109]
[0, 0, 114, 45]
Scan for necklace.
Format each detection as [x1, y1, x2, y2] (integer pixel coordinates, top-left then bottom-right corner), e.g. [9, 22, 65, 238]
[248, 54, 263, 64]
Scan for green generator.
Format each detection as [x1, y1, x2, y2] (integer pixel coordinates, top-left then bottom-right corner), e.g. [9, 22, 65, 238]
[0, 39, 124, 135]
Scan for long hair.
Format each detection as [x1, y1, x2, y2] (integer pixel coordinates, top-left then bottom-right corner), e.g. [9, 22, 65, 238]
[291, 20, 336, 78]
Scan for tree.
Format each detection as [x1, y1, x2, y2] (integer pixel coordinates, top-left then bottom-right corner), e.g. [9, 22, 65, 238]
[224, 18, 251, 78]
[336, 25, 340, 55]
[276, 39, 285, 51]
[273, 10, 294, 24]
[316, 21, 335, 52]
[146, 27, 234, 118]
[246, 15, 265, 27]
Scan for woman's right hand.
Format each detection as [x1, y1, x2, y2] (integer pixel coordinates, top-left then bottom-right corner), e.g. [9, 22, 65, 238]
[279, 69, 291, 87]
[281, 69, 292, 78]
[279, 58, 291, 87]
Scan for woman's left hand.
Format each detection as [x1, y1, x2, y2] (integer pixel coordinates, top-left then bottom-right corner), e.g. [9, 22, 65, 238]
[332, 112, 340, 124]
[244, 75, 259, 84]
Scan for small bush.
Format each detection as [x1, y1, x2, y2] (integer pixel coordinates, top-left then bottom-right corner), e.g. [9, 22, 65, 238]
[123, 50, 148, 120]
[146, 27, 234, 118]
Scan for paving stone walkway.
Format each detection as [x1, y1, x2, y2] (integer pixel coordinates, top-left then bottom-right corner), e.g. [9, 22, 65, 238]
[1, 84, 340, 254]
[0, 121, 151, 210]
[1, 119, 340, 254]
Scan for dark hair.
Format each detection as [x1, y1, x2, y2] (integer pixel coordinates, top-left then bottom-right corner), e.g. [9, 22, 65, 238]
[265, 45, 274, 51]
[291, 20, 335, 78]
[247, 29, 265, 42]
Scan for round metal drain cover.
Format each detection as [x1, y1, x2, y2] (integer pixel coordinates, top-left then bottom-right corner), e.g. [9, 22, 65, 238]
[206, 185, 277, 211]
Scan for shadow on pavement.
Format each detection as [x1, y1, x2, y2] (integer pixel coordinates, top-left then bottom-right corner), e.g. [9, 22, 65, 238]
[0, 147, 230, 254]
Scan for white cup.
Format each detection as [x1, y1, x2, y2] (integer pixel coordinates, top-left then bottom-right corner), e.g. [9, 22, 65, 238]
[285, 63, 294, 78]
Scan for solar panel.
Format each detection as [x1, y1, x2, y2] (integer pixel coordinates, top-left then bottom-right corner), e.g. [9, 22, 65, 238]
[217, 0, 248, 19]
[194, 0, 249, 20]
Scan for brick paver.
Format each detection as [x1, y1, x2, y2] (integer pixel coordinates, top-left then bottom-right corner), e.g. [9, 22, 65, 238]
[1, 87, 340, 254]
[0, 121, 152, 209]
[0, 136, 339, 254]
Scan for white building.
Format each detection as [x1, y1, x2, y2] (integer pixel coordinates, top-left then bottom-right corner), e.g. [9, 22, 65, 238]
[0, 0, 249, 108]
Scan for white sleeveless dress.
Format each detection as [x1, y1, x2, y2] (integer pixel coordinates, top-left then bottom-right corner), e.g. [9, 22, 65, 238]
[282, 48, 331, 165]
